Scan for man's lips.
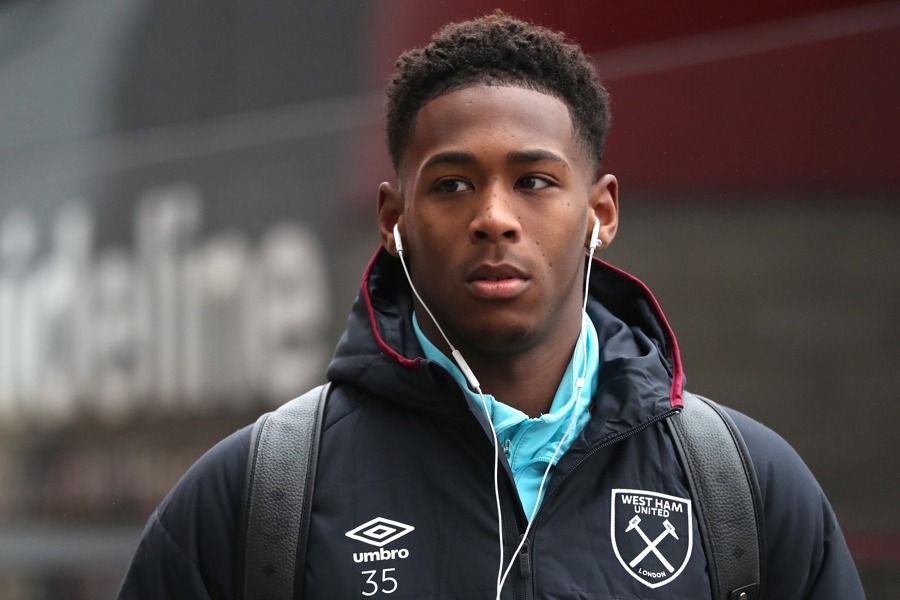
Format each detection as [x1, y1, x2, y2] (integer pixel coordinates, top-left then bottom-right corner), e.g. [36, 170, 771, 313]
[466, 264, 530, 299]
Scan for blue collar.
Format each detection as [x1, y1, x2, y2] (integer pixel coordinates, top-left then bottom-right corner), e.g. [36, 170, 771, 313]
[412, 312, 599, 518]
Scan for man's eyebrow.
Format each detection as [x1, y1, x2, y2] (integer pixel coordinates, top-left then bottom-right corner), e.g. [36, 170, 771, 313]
[420, 149, 570, 171]
[421, 150, 478, 170]
[507, 149, 569, 168]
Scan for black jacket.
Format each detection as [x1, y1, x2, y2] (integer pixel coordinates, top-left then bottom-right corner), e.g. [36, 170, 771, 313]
[119, 249, 864, 599]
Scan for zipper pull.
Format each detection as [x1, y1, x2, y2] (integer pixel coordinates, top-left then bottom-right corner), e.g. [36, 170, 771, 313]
[503, 438, 511, 458]
[518, 535, 531, 578]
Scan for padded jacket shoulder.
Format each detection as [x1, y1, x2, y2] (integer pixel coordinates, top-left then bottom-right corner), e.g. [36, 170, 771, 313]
[118, 426, 253, 600]
[726, 409, 864, 599]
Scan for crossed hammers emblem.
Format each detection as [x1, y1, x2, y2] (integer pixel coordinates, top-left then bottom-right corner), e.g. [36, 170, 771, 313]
[625, 515, 678, 572]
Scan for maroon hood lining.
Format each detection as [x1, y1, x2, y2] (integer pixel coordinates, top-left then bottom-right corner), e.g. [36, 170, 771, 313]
[590, 256, 685, 409]
[361, 247, 422, 369]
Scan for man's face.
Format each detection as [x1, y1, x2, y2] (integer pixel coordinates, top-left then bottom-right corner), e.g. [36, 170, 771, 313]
[380, 85, 617, 357]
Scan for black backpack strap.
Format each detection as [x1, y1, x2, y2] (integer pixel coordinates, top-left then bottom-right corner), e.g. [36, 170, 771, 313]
[235, 382, 331, 600]
[666, 392, 765, 600]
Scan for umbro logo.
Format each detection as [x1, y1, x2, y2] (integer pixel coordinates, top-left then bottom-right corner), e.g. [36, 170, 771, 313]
[346, 517, 415, 564]
[346, 517, 415, 547]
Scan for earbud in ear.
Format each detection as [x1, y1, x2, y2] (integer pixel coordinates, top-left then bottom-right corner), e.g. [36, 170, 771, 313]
[392, 223, 404, 255]
[588, 219, 601, 251]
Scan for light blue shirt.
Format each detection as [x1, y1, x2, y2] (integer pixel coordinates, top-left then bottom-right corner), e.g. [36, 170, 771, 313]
[412, 312, 599, 520]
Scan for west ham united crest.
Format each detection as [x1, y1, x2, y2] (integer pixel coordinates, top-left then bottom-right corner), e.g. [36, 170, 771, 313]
[610, 489, 693, 588]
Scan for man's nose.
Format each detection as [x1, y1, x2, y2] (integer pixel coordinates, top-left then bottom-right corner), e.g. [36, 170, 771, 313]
[469, 185, 521, 243]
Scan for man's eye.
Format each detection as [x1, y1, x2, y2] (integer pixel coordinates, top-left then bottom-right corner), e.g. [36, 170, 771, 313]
[517, 176, 550, 190]
[436, 179, 472, 193]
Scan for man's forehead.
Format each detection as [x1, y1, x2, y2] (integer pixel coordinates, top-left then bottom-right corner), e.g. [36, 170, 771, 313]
[400, 85, 587, 174]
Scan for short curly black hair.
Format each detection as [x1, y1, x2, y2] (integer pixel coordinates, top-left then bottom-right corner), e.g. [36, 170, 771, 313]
[385, 11, 610, 175]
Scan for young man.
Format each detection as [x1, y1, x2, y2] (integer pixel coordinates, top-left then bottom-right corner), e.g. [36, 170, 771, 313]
[119, 13, 864, 600]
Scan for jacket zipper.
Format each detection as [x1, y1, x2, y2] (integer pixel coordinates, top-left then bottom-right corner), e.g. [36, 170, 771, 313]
[517, 534, 532, 600]
[497, 486, 529, 600]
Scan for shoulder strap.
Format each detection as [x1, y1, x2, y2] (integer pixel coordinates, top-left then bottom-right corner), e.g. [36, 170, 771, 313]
[235, 383, 331, 600]
[665, 392, 765, 600]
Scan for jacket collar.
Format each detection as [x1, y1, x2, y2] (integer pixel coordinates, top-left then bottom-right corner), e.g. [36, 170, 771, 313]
[327, 247, 684, 428]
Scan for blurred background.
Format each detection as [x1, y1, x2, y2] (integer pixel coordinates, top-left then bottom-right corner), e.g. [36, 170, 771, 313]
[0, 0, 897, 598]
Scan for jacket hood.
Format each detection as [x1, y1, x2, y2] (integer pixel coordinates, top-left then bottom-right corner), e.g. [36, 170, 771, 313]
[327, 247, 684, 427]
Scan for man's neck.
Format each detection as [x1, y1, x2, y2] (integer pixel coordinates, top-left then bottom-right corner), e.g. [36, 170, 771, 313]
[416, 312, 583, 418]
[465, 343, 578, 418]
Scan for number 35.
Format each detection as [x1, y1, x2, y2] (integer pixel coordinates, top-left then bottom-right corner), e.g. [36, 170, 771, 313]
[361, 568, 398, 596]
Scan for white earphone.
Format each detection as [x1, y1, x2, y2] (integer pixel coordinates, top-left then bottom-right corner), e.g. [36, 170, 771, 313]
[588, 218, 601, 251]
[392, 223, 404, 255]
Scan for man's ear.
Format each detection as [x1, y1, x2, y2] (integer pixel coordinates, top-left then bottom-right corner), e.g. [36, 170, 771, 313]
[586, 174, 619, 250]
[377, 181, 403, 256]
